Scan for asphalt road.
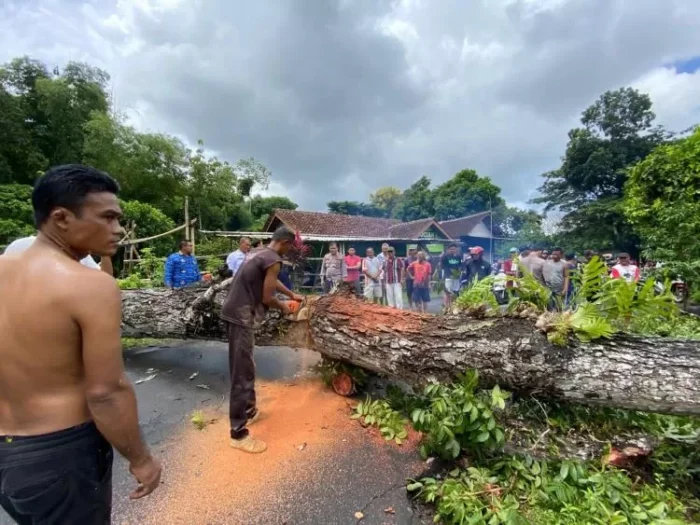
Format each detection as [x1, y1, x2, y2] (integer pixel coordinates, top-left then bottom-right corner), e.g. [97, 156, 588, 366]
[1, 341, 432, 525]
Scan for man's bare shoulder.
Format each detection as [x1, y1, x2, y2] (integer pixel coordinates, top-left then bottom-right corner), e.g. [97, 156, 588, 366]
[69, 263, 119, 297]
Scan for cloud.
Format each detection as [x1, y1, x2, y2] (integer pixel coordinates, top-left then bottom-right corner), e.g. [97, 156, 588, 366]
[2, 0, 700, 211]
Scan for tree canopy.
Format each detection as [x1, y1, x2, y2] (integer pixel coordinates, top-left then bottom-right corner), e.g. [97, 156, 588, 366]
[0, 56, 288, 255]
[369, 186, 403, 217]
[393, 176, 435, 221]
[432, 169, 504, 221]
[534, 88, 669, 254]
[624, 127, 700, 265]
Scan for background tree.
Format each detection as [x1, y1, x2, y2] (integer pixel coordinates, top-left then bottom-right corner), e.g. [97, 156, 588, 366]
[625, 126, 700, 292]
[233, 157, 271, 211]
[249, 195, 298, 230]
[369, 186, 403, 218]
[187, 143, 243, 231]
[492, 206, 542, 237]
[83, 112, 189, 218]
[534, 88, 669, 254]
[393, 176, 435, 221]
[432, 169, 504, 220]
[327, 200, 385, 217]
[0, 184, 34, 246]
[0, 84, 45, 183]
[120, 200, 176, 256]
[0, 57, 110, 181]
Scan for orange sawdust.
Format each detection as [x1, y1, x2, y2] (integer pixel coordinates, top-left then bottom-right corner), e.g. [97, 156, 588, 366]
[133, 379, 362, 525]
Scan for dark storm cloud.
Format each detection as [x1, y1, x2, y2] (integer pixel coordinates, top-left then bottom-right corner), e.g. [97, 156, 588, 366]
[3, 0, 700, 210]
[109, 0, 428, 205]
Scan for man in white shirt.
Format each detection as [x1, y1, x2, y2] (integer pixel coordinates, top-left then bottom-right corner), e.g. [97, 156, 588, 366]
[3, 235, 113, 275]
[226, 237, 251, 276]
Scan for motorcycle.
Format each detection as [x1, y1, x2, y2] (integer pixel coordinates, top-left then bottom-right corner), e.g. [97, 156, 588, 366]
[492, 271, 509, 305]
[651, 277, 687, 304]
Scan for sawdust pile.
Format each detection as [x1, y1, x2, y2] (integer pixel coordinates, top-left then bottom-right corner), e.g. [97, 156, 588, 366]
[130, 379, 361, 525]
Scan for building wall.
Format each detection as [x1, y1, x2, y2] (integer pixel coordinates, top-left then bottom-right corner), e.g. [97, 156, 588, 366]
[469, 221, 491, 238]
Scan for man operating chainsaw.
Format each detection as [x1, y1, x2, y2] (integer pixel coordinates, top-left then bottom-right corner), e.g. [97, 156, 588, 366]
[220, 226, 304, 454]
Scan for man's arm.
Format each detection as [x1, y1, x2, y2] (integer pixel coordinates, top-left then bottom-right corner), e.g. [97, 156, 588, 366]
[163, 255, 174, 288]
[75, 272, 161, 499]
[276, 279, 303, 302]
[263, 263, 290, 313]
[319, 256, 327, 282]
[193, 257, 202, 281]
[226, 252, 236, 272]
[363, 259, 377, 280]
[407, 263, 415, 280]
[562, 264, 570, 296]
[464, 263, 473, 285]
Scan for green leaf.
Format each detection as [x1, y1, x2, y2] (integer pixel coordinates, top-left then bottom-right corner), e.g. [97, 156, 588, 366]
[470, 406, 479, 422]
[411, 409, 421, 423]
[560, 463, 569, 480]
[648, 502, 667, 518]
[476, 432, 490, 442]
[406, 482, 423, 492]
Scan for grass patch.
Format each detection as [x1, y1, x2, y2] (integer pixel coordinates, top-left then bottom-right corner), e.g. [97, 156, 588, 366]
[121, 337, 172, 349]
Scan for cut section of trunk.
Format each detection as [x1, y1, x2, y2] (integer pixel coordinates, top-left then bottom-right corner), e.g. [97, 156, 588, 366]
[121, 284, 700, 416]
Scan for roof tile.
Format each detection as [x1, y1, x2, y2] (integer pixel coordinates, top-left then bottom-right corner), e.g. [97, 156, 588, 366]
[271, 209, 399, 237]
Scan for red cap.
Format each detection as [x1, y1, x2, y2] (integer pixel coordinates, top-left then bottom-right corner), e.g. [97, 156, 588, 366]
[470, 246, 484, 254]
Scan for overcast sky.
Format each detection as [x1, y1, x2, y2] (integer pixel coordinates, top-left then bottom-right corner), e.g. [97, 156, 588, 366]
[2, 0, 700, 211]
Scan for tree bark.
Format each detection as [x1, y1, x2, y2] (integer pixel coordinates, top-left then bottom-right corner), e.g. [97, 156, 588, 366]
[121, 284, 700, 416]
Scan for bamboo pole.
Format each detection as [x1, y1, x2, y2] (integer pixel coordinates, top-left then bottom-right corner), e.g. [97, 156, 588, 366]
[184, 197, 190, 243]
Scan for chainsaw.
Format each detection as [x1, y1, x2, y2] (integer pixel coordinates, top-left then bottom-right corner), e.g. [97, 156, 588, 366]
[285, 297, 310, 321]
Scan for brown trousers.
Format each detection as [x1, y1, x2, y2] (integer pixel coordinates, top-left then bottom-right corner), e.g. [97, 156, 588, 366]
[227, 322, 257, 440]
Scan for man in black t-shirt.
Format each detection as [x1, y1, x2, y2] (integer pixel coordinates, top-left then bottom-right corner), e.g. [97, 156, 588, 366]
[464, 246, 491, 284]
[220, 226, 303, 454]
[441, 244, 463, 311]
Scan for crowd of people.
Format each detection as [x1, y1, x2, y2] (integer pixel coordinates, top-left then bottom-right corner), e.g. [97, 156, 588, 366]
[495, 247, 642, 309]
[312, 242, 644, 313]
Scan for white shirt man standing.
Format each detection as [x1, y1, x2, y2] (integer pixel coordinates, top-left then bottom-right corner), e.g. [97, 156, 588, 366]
[226, 237, 252, 276]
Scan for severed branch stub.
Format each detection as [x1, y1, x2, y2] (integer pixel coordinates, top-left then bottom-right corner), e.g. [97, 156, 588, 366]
[121, 282, 700, 416]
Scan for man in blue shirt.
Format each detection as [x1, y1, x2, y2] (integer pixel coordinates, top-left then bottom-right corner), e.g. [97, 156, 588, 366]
[164, 240, 201, 288]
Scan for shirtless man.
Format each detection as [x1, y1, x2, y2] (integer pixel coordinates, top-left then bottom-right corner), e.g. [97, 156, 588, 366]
[220, 226, 302, 453]
[0, 165, 161, 524]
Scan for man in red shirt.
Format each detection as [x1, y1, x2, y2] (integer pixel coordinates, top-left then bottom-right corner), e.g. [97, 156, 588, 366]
[344, 246, 362, 294]
[407, 251, 432, 313]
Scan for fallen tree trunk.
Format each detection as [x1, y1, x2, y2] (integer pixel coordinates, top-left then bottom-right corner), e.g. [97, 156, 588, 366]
[121, 284, 700, 416]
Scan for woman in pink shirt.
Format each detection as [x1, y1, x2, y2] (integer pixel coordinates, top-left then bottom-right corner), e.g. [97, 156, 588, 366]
[344, 247, 362, 295]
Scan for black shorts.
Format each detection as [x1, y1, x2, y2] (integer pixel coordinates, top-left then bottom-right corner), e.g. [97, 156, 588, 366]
[0, 421, 113, 525]
[405, 279, 414, 298]
[412, 287, 431, 304]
